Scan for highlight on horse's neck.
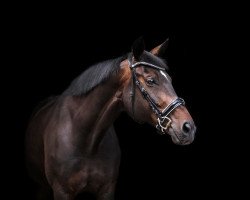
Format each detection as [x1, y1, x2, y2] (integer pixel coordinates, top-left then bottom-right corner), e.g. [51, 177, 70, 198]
[87, 62, 134, 153]
[72, 68, 129, 153]
[87, 94, 123, 153]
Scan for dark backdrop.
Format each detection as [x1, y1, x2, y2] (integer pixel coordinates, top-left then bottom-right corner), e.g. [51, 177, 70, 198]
[4, 5, 246, 199]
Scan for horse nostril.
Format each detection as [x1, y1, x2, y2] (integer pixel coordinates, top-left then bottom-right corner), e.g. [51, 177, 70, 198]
[182, 122, 192, 134]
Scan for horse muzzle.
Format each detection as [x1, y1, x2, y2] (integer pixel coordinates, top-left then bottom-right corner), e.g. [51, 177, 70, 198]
[157, 118, 196, 145]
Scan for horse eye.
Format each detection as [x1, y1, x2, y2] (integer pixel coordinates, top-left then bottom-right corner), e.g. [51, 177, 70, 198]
[146, 78, 155, 86]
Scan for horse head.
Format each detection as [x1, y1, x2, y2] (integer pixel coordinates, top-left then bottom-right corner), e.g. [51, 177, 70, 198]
[121, 37, 196, 145]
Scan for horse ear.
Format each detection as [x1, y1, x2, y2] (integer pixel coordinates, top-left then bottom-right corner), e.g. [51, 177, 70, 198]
[132, 36, 145, 60]
[150, 38, 169, 57]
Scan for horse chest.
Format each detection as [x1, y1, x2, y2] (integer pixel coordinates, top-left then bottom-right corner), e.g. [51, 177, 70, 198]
[63, 156, 119, 193]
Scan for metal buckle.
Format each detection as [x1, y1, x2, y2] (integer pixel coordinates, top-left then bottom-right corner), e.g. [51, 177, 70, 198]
[156, 116, 172, 135]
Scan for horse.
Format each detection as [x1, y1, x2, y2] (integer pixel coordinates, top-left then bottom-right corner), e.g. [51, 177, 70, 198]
[25, 37, 196, 200]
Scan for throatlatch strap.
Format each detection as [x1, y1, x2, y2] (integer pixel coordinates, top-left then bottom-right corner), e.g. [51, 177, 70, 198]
[131, 68, 136, 118]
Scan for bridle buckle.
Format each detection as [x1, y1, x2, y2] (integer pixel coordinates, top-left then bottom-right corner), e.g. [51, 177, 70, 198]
[156, 116, 172, 135]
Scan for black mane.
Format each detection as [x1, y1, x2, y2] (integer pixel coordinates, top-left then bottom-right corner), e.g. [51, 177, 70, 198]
[63, 55, 126, 96]
[63, 51, 167, 96]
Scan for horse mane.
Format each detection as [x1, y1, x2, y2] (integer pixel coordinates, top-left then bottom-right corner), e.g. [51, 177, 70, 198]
[63, 55, 127, 96]
[62, 51, 168, 97]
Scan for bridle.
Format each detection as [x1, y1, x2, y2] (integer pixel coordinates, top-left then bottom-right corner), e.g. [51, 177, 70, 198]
[128, 57, 185, 135]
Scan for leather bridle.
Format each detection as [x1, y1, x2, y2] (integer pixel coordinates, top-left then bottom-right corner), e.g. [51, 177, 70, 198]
[128, 58, 185, 135]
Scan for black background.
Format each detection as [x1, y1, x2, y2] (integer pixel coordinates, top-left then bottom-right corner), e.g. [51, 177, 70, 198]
[4, 3, 247, 199]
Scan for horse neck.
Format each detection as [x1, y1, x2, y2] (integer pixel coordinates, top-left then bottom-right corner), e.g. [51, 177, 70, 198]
[64, 70, 128, 153]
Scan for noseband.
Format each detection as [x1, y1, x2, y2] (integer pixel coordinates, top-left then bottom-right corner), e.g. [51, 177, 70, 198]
[128, 58, 185, 135]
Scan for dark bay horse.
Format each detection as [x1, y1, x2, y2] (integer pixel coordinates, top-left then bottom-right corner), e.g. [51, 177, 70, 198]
[26, 38, 196, 200]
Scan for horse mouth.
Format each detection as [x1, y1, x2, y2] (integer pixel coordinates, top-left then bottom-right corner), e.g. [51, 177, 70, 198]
[168, 128, 194, 145]
[170, 134, 192, 145]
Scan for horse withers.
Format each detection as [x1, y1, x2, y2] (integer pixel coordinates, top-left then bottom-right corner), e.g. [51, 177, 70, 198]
[26, 38, 196, 200]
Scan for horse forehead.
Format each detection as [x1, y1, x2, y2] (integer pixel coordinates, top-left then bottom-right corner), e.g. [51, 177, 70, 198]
[160, 70, 171, 82]
[141, 51, 167, 69]
[144, 69, 171, 83]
